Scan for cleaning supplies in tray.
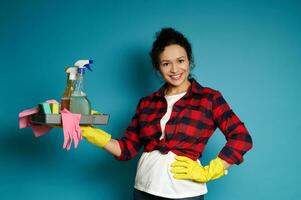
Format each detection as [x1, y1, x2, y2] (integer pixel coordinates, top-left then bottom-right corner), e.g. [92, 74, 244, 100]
[30, 59, 109, 126]
[19, 59, 110, 150]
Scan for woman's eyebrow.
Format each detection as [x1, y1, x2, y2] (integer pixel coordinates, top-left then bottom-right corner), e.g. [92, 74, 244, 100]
[161, 56, 186, 63]
[160, 59, 171, 63]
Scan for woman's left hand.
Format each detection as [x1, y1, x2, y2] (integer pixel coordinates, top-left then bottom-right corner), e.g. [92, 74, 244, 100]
[170, 156, 228, 183]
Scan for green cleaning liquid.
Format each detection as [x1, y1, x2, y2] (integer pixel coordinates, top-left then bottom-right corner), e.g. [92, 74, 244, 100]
[69, 60, 93, 115]
[70, 96, 91, 115]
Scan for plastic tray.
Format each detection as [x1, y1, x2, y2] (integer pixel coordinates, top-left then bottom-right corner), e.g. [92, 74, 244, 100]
[30, 113, 109, 125]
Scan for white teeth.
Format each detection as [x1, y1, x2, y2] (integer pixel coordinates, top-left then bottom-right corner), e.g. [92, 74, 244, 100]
[170, 74, 181, 80]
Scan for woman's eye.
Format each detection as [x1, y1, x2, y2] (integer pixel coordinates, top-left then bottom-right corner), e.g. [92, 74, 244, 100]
[162, 63, 169, 67]
[178, 59, 184, 63]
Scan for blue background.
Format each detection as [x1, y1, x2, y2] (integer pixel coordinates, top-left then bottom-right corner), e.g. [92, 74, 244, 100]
[0, 0, 300, 199]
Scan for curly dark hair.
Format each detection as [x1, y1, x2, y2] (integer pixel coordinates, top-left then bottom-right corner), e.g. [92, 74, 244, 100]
[150, 27, 194, 71]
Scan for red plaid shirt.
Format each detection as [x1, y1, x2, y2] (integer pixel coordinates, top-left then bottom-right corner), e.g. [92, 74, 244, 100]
[116, 78, 253, 165]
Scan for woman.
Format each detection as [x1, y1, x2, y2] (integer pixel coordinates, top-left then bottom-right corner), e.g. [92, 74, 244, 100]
[81, 28, 253, 200]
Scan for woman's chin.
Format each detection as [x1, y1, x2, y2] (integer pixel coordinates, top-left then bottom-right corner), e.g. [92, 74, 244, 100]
[167, 78, 186, 88]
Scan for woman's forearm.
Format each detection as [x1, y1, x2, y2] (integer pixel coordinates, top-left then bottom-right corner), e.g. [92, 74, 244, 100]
[103, 138, 122, 157]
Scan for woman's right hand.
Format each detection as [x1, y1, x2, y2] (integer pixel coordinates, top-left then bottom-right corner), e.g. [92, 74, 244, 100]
[80, 126, 112, 148]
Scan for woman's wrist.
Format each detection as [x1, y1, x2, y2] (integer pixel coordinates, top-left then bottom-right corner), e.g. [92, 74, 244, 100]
[104, 138, 121, 157]
[219, 157, 232, 170]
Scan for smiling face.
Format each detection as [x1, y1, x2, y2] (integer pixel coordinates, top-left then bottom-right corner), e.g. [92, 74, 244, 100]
[159, 44, 191, 95]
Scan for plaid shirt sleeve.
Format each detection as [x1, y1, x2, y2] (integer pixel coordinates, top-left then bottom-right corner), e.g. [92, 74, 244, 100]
[213, 91, 253, 165]
[114, 99, 143, 161]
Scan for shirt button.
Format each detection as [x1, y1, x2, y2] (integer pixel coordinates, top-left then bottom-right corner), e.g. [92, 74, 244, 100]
[159, 146, 169, 154]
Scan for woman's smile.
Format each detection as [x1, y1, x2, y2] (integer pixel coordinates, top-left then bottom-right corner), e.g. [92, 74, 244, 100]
[169, 73, 183, 80]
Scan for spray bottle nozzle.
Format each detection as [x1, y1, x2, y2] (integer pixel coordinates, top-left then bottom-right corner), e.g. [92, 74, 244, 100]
[74, 60, 93, 74]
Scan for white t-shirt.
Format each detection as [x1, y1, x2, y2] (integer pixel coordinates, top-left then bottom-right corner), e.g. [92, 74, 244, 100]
[134, 92, 207, 198]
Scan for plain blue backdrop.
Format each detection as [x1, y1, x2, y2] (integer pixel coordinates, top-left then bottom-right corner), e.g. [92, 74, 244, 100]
[0, 0, 300, 199]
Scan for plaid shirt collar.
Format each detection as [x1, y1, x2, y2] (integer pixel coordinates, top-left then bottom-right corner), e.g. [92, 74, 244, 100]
[154, 78, 204, 98]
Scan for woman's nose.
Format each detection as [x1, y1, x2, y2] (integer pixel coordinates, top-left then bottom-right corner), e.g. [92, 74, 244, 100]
[170, 62, 178, 73]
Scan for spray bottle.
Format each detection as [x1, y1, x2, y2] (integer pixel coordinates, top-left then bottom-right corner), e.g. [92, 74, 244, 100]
[61, 67, 77, 111]
[69, 60, 93, 115]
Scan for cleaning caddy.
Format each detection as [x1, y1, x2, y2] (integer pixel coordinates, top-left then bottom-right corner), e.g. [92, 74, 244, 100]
[19, 60, 109, 150]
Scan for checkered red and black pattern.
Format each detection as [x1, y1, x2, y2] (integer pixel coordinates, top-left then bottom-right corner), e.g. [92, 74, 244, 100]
[115, 79, 253, 165]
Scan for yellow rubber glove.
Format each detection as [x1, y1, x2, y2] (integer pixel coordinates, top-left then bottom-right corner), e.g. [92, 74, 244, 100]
[80, 126, 111, 148]
[170, 156, 227, 183]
